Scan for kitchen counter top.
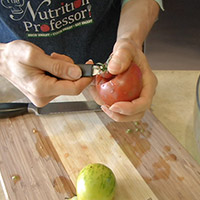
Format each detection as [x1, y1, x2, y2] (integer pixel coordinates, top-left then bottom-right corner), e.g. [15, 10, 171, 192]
[0, 70, 200, 200]
[152, 70, 200, 163]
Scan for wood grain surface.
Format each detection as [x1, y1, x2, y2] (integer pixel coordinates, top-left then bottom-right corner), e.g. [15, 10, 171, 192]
[0, 83, 200, 200]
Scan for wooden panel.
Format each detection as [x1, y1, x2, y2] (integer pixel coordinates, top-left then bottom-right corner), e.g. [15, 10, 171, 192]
[0, 93, 200, 200]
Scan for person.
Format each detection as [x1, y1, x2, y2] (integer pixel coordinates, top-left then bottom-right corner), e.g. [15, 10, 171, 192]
[0, 0, 163, 122]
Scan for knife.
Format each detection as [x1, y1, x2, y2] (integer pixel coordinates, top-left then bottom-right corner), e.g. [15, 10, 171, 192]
[78, 64, 102, 77]
[45, 64, 102, 78]
[0, 101, 101, 119]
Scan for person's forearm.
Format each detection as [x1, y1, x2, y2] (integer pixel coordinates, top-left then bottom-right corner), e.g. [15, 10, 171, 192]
[117, 0, 160, 49]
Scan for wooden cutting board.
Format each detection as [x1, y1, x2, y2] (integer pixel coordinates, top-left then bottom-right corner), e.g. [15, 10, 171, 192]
[0, 91, 200, 200]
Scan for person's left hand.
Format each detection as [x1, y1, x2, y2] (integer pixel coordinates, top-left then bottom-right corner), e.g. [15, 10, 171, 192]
[90, 38, 158, 122]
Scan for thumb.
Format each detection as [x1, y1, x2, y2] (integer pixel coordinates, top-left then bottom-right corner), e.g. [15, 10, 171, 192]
[107, 40, 133, 75]
[50, 52, 74, 63]
[22, 49, 82, 80]
[107, 49, 132, 75]
[46, 55, 82, 80]
[49, 52, 82, 79]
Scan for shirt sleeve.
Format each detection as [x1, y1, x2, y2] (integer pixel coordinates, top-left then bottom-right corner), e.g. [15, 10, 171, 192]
[122, 0, 164, 11]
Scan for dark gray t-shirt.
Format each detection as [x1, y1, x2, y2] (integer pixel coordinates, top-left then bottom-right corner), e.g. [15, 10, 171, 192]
[0, 0, 121, 63]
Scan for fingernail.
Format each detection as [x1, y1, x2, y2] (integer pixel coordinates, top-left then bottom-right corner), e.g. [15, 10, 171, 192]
[68, 67, 81, 79]
[109, 57, 121, 73]
[101, 105, 113, 116]
[110, 105, 122, 114]
[101, 105, 109, 111]
[86, 59, 94, 64]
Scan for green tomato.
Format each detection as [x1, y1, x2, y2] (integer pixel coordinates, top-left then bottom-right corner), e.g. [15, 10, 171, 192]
[76, 163, 116, 200]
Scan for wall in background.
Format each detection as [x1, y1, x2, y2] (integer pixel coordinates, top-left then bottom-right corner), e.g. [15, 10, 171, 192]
[146, 0, 200, 70]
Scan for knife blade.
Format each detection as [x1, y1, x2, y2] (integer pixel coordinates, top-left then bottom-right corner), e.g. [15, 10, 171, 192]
[0, 101, 101, 119]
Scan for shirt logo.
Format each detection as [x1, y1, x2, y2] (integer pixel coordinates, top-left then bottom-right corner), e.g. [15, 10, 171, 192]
[1, 0, 93, 37]
[1, 0, 25, 15]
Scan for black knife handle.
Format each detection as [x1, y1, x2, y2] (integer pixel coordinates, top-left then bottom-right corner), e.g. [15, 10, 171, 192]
[45, 64, 94, 79]
[0, 103, 29, 118]
[78, 64, 94, 77]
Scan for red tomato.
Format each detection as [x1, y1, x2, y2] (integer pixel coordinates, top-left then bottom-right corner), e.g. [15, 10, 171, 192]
[95, 63, 143, 106]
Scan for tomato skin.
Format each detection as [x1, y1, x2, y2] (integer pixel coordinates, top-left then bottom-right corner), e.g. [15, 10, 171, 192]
[95, 63, 142, 106]
[99, 71, 114, 79]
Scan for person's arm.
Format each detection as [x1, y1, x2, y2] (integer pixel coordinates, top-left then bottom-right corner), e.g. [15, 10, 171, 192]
[97, 0, 160, 122]
[118, 0, 160, 49]
[108, 0, 160, 75]
[122, 0, 164, 12]
[0, 40, 93, 107]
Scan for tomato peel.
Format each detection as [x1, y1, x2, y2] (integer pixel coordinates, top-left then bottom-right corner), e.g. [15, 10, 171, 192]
[95, 63, 143, 106]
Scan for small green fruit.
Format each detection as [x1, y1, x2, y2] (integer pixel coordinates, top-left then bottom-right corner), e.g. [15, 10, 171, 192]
[76, 163, 116, 200]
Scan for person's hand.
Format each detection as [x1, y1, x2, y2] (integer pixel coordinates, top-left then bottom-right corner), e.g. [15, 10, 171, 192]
[0, 40, 93, 107]
[90, 38, 157, 122]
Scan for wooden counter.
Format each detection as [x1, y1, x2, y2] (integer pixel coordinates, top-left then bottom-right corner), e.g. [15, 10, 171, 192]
[0, 70, 200, 200]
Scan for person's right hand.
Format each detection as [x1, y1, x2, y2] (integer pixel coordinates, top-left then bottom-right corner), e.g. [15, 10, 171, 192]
[0, 40, 93, 107]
